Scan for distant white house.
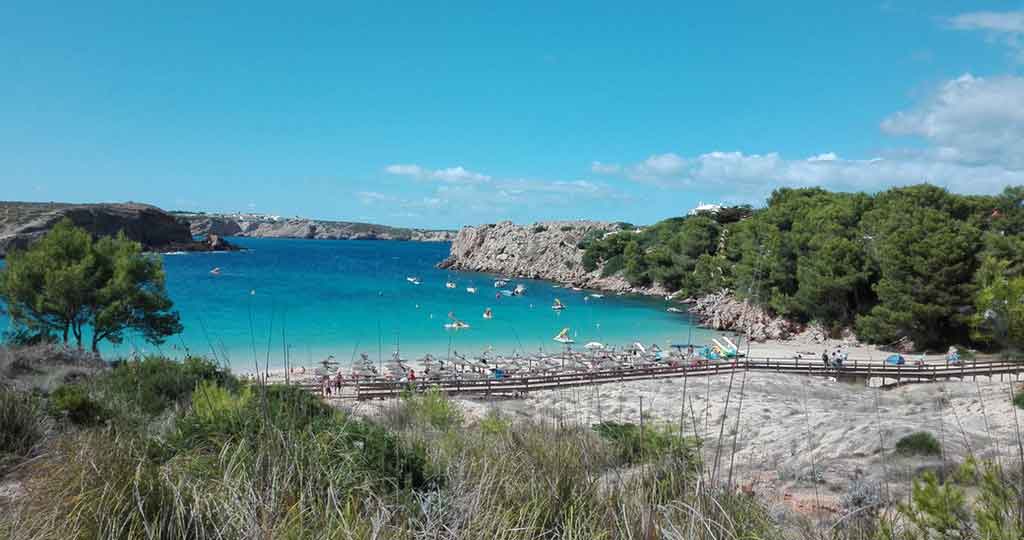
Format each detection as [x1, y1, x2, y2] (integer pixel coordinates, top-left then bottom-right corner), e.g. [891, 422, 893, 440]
[688, 202, 722, 216]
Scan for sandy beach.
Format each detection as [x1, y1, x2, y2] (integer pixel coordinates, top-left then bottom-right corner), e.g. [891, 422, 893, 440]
[325, 334, 1022, 515]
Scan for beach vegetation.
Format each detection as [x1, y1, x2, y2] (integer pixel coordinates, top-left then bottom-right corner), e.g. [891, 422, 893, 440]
[0, 386, 50, 473]
[0, 219, 182, 352]
[592, 420, 701, 465]
[47, 383, 111, 426]
[971, 256, 1024, 351]
[895, 431, 942, 456]
[582, 184, 1024, 349]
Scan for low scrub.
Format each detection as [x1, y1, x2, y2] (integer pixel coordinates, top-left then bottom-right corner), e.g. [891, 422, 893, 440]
[593, 420, 701, 466]
[0, 386, 50, 472]
[895, 431, 942, 456]
[103, 355, 235, 416]
[48, 384, 111, 426]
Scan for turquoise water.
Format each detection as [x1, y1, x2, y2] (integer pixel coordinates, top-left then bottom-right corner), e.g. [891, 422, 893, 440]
[1, 237, 713, 370]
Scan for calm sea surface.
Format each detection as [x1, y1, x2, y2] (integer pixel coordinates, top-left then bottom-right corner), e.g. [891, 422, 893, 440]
[1, 237, 715, 371]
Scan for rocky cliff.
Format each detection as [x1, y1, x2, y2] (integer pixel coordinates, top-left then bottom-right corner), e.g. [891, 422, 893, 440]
[437, 220, 812, 341]
[0, 202, 232, 257]
[183, 214, 456, 242]
[436, 220, 669, 295]
[686, 289, 803, 341]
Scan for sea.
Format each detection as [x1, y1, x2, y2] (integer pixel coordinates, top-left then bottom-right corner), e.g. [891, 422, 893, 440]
[1, 237, 716, 371]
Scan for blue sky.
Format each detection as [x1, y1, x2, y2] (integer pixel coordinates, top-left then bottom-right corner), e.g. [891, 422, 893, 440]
[3, 2, 1023, 229]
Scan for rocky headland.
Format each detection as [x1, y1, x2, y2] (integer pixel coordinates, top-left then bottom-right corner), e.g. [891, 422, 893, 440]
[182, 213, 456, 242]
[438, 220, 813, 342]
[436, 220, 669, 295]
[0, 202, 234, 257]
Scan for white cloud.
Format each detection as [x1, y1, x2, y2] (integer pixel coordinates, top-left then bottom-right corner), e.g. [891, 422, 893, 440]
[627, 153, 687, 180]
[948, 11, 1024, 61]
[880, 74, 1024, 169]
[590, 161, 621, 174]
[598, 73, 1024, 201]
[384, 164, 424, 177]
[615, 150, 1023, 203]
[356, 191, 395, 205]
[807, 152, 839, 162]
[384, 163, 491, 183]
[949, 11, 1024, 34]
[430, 166, 491, 183]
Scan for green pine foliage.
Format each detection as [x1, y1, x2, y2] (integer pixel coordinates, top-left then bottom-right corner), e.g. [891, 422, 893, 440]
[0, 219, 182, 351]
[582, 184, 1024, 348]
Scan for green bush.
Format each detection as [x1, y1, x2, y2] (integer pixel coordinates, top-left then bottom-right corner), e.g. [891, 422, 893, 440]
[0, 387, 49, 471]
[396, 386, 463, 431]
[896, 431, 942, 456]
[593, 421, 700, 466]
[532, 225, 548, 233]
[49, 384, 111, 426]
[1014, 392, 1024, 409]
[600, 254, 625, 277]
[104, 355, 234, 416]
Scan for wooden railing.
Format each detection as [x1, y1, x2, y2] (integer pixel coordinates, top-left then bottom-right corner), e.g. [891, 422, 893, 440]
[297, 357, 1024, 401]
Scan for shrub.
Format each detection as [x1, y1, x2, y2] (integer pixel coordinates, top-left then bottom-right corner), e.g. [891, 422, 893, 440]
[593, 421, 700, 466]
[393, 386, 463, 431]
[0, 387, 49, 471]
[104, 355, 234, 416]
[532, 225, 548, 233]
[49, 384, 111, 426]
[1014, 391, 1024, 410]
[600, 254, 625, 277]
[478, 409, 510, 435]
[896, 431, 942, 456]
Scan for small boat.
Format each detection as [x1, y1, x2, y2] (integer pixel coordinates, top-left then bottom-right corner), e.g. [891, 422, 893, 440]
[498, 289, 514, 297]
[553, 328, 575, 344]
[513, 284, 527, 296]
[445, 281, 457, 289]
[667, 307, 684, 313]
[494, 279, 508, 288]
[466, 287, 477, 294]
[552, 298, 566, 311]
[570, 287, 583, 291]
[483, 308, 493, 319]
[589, 293, 604, 299]
[209, 267, 221, 275]
[406, 276, 421, 285]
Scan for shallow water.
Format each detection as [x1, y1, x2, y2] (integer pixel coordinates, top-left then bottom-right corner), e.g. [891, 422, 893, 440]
[1, 237, 714, 370]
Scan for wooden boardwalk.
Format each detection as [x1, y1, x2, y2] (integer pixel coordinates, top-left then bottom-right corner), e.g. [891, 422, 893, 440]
[302, 357, 1024, 401]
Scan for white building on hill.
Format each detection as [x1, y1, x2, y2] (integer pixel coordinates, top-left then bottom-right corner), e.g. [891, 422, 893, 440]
[688, 202, 722, 216]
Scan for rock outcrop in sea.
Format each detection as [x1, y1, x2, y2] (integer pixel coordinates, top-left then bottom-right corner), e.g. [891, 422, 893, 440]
[436, 220, 668, 295]
[0, 202, 234, 257]
[686, 289, 802, 342]
[184, 214, 455, 242]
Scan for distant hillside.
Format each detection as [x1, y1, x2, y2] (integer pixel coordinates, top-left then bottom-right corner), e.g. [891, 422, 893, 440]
[0, 202, 229, 257]
[178, 212, 456, 242]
